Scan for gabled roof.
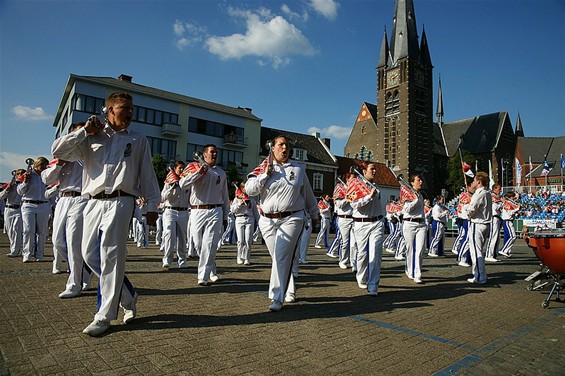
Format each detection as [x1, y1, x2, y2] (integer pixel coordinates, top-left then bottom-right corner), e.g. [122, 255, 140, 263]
[53, 74, 262, 126]
[518, 136, 565, 164]
[441, 111, 509, 157]
[260, 127, 338, 166]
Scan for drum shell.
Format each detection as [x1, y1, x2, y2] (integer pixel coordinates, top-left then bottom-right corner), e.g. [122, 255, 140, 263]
[528, 234, 565, 274]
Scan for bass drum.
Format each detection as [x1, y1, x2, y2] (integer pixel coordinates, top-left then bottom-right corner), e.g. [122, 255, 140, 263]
[525, 228, 565, 274]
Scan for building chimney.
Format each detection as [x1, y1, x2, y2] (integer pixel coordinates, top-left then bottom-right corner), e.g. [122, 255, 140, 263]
[312, 132, 321, 138]
[321, 138, 331, 148]
[118, 74, 133, 82]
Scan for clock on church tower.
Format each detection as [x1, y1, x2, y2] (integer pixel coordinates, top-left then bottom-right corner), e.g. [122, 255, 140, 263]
[386, 68, 400, 87]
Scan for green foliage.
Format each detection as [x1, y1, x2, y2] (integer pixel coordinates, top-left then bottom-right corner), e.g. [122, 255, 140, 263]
[446, 150, 476, 197]
[152, 153, 168, 190]
[225, 164, 242, 197]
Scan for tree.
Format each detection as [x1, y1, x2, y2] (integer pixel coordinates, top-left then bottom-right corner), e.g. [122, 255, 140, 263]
[446, 150, 476, 197]
[152, 153, 168, 190]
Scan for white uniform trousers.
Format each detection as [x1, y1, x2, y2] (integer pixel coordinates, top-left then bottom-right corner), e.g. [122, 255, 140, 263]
[485, 216, 502, 259]
[136, 216, 148, 248]
[468, 222, 488, 283]
[21, 202, 50, 261]
[155, 214, 163, 245]
[315, 216, 330, 247]
[191, 207, 222, 282]
[499, 220, 517, 256]
[4, 207, 23, 256]
[297, 217, 312, 262]
[337, 217, 355, 266]
[82, 197, 137, 322]
[186, 213, 196, 257]
[353, 219, 384, 292]
[51, 196, 75, 271]
[260, 212, 304, 304]
[428, 221, 446, 256]
[235, 215, 254, 263]
[162, 209, 188, 267]
[402, 221, 427, 280]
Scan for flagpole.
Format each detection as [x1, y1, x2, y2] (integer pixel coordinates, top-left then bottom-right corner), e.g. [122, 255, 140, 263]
[561, 153, 563, 191]
[458, 146, 468, 191]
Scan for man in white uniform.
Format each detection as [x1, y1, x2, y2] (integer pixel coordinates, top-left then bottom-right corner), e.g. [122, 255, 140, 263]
[245, 135, 319, 312]
[52, 92, 160, 336]
[179, 144, 229, 286]
[0, 169, 24, 258]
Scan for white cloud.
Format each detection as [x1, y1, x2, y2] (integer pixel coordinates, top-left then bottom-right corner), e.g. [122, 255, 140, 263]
[11, 105, 52, 121]
[308, 125, 352, 140]
[204, 7, 317, 68]
[173, 20, 206, 50]
[281, 4, 309, 22]
[309, 0, 340, 21]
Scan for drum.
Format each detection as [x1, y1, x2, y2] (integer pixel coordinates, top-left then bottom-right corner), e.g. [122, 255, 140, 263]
[525, 228, 565, 274]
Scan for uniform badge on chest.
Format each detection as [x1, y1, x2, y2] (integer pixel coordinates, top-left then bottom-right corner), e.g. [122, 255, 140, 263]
[124, 143, 132, 157]
[289, 171, 295, 181]
[216, 175, 221, 185]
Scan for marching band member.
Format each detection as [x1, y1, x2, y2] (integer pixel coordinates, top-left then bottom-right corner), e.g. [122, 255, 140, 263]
[42, 126, 93, 297]
[346, 162, 385, 296]
[161, 161, 189, 269]
[52, 91, 161, 336]
[314, 194, 332, 249]
[231, 182, 255, 265]
[333, 175, 356, 269]
[465, 172, 492, 284]
[245, 135, 319, 311]
[428, 195, 449, 257]
[400, 174, 426, 284]
[135, 197, 149, 248]
[453, 190, 472, 267]
[1, 169, 25, 258]
[485, 183, 502, 262]
[297, 211, 313, 264]
[17, 157, 50, 263]
[179, 144, 230, 286]
[424, 198, 433, 251]
[498, 191, 520, 258]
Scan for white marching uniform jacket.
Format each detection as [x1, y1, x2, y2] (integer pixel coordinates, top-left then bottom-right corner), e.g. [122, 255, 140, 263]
[179, 165, 230, 220]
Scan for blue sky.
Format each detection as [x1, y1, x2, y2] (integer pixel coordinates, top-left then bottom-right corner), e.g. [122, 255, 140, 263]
[1, 0, 564, 183]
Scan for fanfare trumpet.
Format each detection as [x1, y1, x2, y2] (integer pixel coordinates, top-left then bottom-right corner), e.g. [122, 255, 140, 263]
[345, 165, 377, 202]
[86, 106, 107, 135]
[164, 164, 180, 184]
[192, 150, 209, 173]
[265, 141, 274, 174]
[397, 175, 419, 204]
[333, 176, 348, 200]
[349, 165, 377, 190]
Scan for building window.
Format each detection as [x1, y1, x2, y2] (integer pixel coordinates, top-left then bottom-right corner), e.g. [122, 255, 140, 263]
[147, 136, 177, 161]
[293, 149, 307, 161]
[188, 117, 244, 140]
[187, 143, 243, 168]
[313, 173, 323, 191]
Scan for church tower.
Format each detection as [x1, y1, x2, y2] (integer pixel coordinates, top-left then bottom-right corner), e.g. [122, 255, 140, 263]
[376, 0, 434, 185]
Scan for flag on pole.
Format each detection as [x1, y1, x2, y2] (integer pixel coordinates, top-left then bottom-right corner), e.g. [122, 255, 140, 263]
[561, 154, 565, 170]
[515, 158, 522, 186]
[488, 160, 494, 189]
[540, 158, 553, 177]
[462, 162, 474, 178]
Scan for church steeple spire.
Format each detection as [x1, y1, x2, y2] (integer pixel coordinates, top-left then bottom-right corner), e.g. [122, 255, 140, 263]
[389, 0, 420, 65]
[515, 112, 524, 137]
[377, 27, 389, 69]
[436, 75, 444, 125]
[419, 25, 432, 68]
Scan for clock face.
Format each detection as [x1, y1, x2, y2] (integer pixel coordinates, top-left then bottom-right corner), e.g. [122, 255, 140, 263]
[387, 69, 400, 87]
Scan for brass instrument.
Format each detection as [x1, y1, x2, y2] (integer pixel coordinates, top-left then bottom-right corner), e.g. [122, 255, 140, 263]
[25, 158, 34, 176]
[192, 150, 209, 172]
[349, 165, 377, 190]
[397, 175, 419, 195]
[336, 176, 348, 189]
[265, 141, 274, 174]
[86, 106, 107, 133]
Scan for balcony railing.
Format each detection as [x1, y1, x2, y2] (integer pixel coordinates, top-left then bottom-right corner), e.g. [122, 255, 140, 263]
[223, 133, 247, 148]
[161, 123, 182, 137]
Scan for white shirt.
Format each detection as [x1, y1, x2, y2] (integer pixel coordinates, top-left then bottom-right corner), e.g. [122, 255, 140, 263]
[161, 183, 190, 209]
[17, 170, 47, 201]
[41, 161, 83, 194]
[432, 203, 448, 224]
[350, 180, 383, 218]
[245, 160, 318, 220]
[402, 192, 424, 219]
[179, 163, 230, 221]
[466, 187, 492, 224]
[51, 126, 160, 211]
[0, 183, 22, 205]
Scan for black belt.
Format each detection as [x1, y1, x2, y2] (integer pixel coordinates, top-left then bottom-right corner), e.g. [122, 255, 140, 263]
[493, 215, 501, 220]
[191, 204, 222, 210]
[262, 210, 300, 219]
[91, 190, 135, 200]
[23, 200, 48, 204]
[165, 206, 188, 211]
[404, 217, 423, 223]
[235, 214, 249, 217]
[337, 214, 353, 218]
[7, 204, 21, 209]
[353, 215, 383, 222]
[60, 191, 81, 198]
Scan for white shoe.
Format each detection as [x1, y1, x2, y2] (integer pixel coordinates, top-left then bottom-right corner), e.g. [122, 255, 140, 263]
[414, 278, 423, 284]
[82, 281, 91, 291]
[499, 251, 511, 258]
[458, 261, 471, 267]
[244, 260, 251, 265]
[385, 248, 395, 254]
[339, 262, 347, 269]
[315, 245, 322, 249]
[236, 259, 243, 265]
[198, 279, 208, 286]
[123, 293, 138, 324]
[394, 255, 405, 261]
[59, 289, 81, 299]
[326, 253, 338, 258]
[162, 263, 170, 268]
[358, 282, 367, 289]
[284, 293, 296, 303]
[451, 249, 459, 255]
[427, 253, 438, 258]
[210, 274, 219, 283]
[484, 257, 499, 263]
[82, 320, 110, 336]
[269, 300, 283, 312]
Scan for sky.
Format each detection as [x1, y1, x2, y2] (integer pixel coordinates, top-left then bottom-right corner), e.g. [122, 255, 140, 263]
[1, 0, 564, 183]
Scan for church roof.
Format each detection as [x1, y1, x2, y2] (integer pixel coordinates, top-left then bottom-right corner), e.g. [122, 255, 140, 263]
[441, 112, 509, 157]
[518, 136, 565, 164]
[335, 156, 400, 188]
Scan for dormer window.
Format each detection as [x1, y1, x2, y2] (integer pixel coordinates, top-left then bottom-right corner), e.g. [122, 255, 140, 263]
[293, 148, 307, 161]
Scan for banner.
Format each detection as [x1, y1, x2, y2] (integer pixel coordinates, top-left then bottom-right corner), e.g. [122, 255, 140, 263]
[515, 158, 522, 186]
